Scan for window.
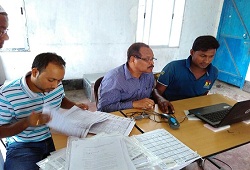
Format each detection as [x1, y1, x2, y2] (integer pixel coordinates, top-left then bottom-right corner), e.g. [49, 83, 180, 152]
[0, 0, 29, 52]
[136, 0, 186, 47]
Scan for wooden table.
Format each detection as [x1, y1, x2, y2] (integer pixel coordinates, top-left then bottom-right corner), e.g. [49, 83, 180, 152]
[120, 94, 250, 157]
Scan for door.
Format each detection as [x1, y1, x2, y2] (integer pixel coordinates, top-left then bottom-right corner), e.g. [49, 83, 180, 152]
[213, 0, 250, 88]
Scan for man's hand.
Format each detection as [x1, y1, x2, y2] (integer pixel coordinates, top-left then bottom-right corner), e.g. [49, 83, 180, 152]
[75, 103, 89, 110]
[157, 97, 175, 113]
[132, 98, 155, 110]
[28, 112, 51, 127]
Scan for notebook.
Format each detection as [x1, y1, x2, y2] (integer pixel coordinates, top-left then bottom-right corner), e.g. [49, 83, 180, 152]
[188, 100, 250, 128]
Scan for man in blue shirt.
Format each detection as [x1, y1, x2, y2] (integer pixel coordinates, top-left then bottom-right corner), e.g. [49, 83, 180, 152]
[0, 53, 89, 170]
[97, 42, 155, 112]
[153, 35, 220, 113]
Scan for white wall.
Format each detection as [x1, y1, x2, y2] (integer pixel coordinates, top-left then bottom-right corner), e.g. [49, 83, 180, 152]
[0, 0, 227, 83]
[246, 64, 250, 81]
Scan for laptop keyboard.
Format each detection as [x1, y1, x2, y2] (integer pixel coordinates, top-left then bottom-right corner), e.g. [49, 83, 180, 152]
[203, 110, 229, 122]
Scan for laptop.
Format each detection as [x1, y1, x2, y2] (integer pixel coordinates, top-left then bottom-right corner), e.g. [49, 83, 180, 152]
[188, 100, 250, 128]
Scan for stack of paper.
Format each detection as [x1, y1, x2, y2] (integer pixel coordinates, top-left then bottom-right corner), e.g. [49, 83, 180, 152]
[66, 135, 136, 170]
[36, 148, 66, 170]
[37, 129, 201, 170]
[131, 129, 201, 169]
[46, 106, 135, 138]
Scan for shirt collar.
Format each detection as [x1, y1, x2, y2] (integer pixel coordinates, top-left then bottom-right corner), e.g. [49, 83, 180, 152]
[124, 63, 134, 80]
[21, 71, 44, 98]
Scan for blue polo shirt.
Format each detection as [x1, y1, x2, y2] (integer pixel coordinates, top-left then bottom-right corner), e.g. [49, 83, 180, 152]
[97, 63, 154, 112]
[157, 56, 218, 101]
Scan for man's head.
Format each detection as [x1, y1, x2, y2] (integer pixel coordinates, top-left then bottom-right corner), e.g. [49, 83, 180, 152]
[30, 52, 66, 93]
[190, 35, 220, 69]
[127, 42, 155, 75]
[0, 5, 9, 48]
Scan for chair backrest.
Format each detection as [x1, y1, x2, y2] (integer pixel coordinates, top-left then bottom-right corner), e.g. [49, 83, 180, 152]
[0, 139, 6, 148]
[94, 76, 104, 106]
[153, 72, 160, 87]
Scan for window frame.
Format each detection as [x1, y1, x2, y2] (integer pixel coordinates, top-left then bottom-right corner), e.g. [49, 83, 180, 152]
[0, 0, 30, 52]
[136, 0, 186, 47]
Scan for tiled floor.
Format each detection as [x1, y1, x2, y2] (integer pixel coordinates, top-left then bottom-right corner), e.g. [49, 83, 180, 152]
[209, 80, 250, 102]
[65, 80, 250, 170]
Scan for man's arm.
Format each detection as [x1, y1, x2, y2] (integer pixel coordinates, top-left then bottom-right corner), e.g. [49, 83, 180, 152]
[98, 83, 154, 112]
[0, 112, 50, 138]
[0, 119, 30, 138]
[60, 97, 89, 110]
[100, 97, 154, 113]
[98, 89, 133, 112]
[152, 83, 174, 113]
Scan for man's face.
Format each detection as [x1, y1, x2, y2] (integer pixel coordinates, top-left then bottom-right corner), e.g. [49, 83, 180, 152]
[133, 47, 155, 73]
[0, 14, 9, 48]
[31, 63, 65, 93]
[190, 49, 216, 69]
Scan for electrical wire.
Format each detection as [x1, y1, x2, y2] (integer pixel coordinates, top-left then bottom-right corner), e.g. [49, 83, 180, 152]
[212, 157, 232, 170]
[201, 157, 232, 170]
[125, 110, 188, 124]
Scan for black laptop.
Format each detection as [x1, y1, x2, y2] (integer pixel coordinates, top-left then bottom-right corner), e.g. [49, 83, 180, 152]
[188, 100, 250, 128]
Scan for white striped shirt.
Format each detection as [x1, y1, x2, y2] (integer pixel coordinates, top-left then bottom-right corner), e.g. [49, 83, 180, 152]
[0, 72, 65, 143]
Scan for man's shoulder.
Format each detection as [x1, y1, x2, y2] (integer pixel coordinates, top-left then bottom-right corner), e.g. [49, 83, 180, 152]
[142, 72, 154, 79]
[0, 79, 21, 92]
[105, 64, 124, 78]
[208, 64, 219, 74]
[162, 59, 186, 71]
[210, 64, 218, 71]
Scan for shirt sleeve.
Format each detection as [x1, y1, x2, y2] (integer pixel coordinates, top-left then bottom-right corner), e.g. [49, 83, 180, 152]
[0, 93, 14, 125]
[157, 62, 175, 87]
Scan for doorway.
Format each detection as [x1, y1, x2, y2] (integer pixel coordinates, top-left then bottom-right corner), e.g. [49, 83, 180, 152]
[213, 0, 250, 89]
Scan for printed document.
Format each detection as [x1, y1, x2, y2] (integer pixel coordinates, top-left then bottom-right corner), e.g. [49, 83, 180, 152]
[66, 136, 136, 170]
[45, 106, 135, 137]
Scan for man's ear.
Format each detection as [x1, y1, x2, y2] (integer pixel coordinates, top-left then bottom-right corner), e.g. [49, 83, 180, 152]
[31, 68, 39, 78]
[190, 49, 194, 56]
[129, 55, 136, 63]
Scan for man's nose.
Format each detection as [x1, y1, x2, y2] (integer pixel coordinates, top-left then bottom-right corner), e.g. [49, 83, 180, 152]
[51, 81, 59, 88]
[3, 33, 9, 40]
[204, 57, 211, 64]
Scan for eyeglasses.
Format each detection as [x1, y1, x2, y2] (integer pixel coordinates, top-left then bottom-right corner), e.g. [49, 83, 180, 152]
[134, 55, 157, 62]
[0, 29, 8, 37]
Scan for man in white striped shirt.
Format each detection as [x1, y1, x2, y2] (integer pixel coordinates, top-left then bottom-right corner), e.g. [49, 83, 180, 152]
[0, 52, 89, 170]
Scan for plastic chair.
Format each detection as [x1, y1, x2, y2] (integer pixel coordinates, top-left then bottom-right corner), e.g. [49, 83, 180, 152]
[0, 139, 6, 148]
[94, 76, 104, 106]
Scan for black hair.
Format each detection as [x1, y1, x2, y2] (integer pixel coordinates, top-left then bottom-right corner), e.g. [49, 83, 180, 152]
[32, 52, 66, 72]
[0, 12, 8, 16]
[127, 42, 150, 62]
[192, 35, 220, 51]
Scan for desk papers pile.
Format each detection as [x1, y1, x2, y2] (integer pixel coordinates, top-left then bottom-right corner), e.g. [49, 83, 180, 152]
[45, 106, 135, 137]
[37, 129, 201, 170]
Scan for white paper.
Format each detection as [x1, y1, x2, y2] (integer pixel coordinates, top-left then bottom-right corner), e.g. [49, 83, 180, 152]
[46, 106, 135, 138]
[132, 129, 201, 170]
[37, 148, 66, 170]
[67, 136, 136, 170]
[243, 119, 250, 124]
[0, 150, 4, 170]
[47, 106, 109, 137]
[204, 124, 230, 132]
[89, 113, 135, 136]
[184, 110, 200, 121]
